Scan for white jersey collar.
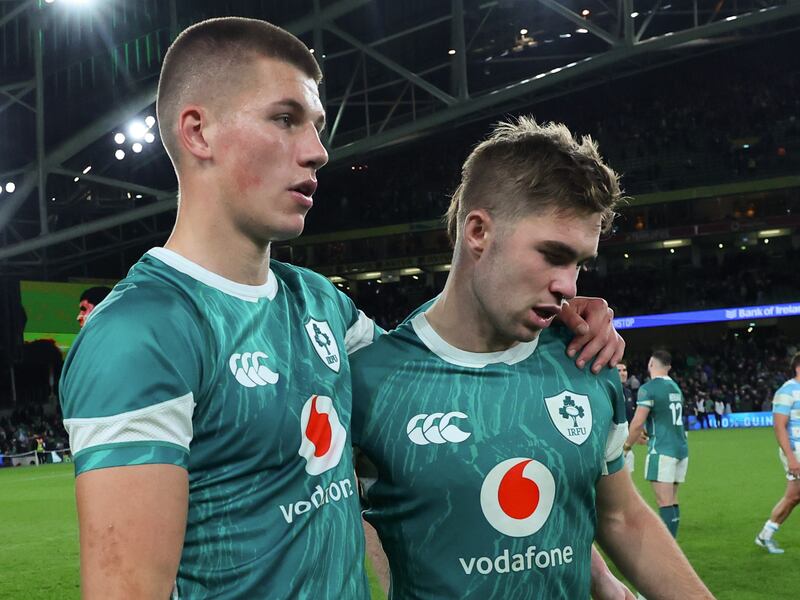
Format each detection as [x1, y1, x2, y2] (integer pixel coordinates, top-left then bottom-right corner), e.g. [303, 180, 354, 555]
[411, 312, 538, 368]
[147, 247, 278, 303]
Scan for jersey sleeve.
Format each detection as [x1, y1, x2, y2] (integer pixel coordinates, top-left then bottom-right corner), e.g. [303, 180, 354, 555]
[60, 285, 203, 476]
[636, 384, 654, 408]
[329, 286, 384, 354]
[601, 370, 629, 476]
[773, 385, 793, 415]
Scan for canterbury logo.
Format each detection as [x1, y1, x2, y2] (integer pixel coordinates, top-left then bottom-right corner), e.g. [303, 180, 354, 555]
[229, 352, 279, 388]
[407, 412, 471, 445]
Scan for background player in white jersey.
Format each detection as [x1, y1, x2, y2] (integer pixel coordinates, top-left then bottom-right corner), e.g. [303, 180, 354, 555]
[624, 351, 688, 538]
[352, 118, 712, 599]
[60, 17, 626, 599]
[755, 352, 800, 554]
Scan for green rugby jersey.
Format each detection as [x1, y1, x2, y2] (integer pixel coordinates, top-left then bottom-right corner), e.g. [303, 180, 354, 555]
[636, 376, 688, 460]
[351, 312, 628, 600]
[60, 248, 378, 599]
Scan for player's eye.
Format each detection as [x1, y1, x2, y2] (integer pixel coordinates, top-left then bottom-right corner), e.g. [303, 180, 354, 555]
[274, 114, 293, 128]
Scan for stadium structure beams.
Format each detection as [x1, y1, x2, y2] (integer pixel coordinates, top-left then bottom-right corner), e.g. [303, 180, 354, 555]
[1, 0, 799, 268]
[0, 0, 372, 264]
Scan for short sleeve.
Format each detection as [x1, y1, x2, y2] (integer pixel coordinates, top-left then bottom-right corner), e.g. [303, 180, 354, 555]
[330, 286, 384, 354]
[60, 284, 203, 475]
[637, 384, 654, 408]
[773, 386, 793, 415]
[601, 370, 628, 476]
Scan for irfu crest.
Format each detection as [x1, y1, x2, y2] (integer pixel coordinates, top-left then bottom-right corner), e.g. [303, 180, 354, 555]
[305, 319, 341, 373]
[544, 390, 593, 445]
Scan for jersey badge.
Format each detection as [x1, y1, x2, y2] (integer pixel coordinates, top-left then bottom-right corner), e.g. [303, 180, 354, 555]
[544, 390, 593, 445]
[305, 319, 341, 373]
[299, 395, 347, 475]
[480, 458, 556, 537]
[406, 412, 471, 445]
[229, 351, 279, 388]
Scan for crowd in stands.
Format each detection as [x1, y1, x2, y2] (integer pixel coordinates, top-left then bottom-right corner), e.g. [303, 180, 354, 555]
[0, 405, 68, 458]
[307, 46, 800, 233]
[580, 247, 800, 316]
[623, 329, 797, 419]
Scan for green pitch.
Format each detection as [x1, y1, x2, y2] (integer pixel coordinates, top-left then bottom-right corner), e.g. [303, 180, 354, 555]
[1, 428, 796, 599]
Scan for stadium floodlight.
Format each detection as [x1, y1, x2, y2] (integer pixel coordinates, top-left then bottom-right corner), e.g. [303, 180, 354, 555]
[764, 238, 770, 244]
[145, 115, 156, 128]
[448, 49, 456, 55]
[73, 177, 80, 182]
[520, 28, 528, 35]
[718, 243, 724, 249]
[623, 253, 629, 259]
[45, 0, 55, 4]
[581, 9, 590, 16]
[576, 28, 588, 34]
[669, 248, 675, 254]
[559, 33, 571, 38]
[114, 132, 126, 144]
[82, 165, 92, 174]
[135, 194, 143, 199]
[5, 182, 15, 193]
[631, 11, 640, 18]
[144, 132, 156, 144]
[128, 120, 148, 140]
[132, 142, 143, 153]
[115, 149, 125, 160]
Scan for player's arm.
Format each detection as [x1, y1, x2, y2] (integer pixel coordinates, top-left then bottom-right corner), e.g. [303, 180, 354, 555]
[594, 471, 713, 599]
[76, 464, 188, 599]
[559, 297, 625, 372]
[363, 518, 390, 594]
[623, 405, 650, 452]
[773, 413, 800, 477]
[590, 545, 635, 600]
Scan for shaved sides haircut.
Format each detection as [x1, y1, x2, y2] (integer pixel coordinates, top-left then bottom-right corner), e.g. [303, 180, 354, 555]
[157, 17, 321, 166]
[651, 350, 672, 368]
[446, 116, 622, 245]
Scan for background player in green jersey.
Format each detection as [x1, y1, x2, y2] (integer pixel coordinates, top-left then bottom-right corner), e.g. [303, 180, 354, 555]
[624, 351, 689, 538]
[60, 17, 627, 600]
[352, 118, 711, 599]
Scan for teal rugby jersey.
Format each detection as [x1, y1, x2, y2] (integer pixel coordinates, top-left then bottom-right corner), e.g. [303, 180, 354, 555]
[60, 248, 379, 600]
[637, 376, 688, 460]
[773, 378, 800, 450]
[351, 312, 628, 600]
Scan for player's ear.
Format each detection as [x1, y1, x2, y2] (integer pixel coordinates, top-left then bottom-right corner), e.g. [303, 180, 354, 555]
[463, 209, 493, 260]
[178, 104, 213, 161]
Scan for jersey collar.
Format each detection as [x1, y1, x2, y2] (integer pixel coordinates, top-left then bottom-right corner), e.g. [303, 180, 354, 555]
[147, 247, 278, 303]
[411, 312, 538, 368]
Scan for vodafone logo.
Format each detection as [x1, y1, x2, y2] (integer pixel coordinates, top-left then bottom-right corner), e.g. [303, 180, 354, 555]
[406, 412, 471, 445]
[298, 395, 346, 476]
[480, 458, 556, 537]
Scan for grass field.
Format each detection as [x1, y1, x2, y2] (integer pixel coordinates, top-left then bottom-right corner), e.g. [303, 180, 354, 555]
[1, 428, 796, 599]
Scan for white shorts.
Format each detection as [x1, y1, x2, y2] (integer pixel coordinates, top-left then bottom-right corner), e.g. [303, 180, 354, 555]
[778, 447, 800, 481]
[624, 450, 635, 473]
[645, 453, 688, 483]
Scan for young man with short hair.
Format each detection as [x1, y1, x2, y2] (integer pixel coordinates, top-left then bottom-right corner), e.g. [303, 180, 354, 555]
[76, 286, 111, 328]
[60, 18, 624, 599]
[352, 119, 711, 598]
[755, 352, 800, 554]
[625, 350, 688, 538]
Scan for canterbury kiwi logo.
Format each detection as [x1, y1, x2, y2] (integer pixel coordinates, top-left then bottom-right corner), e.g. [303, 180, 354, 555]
[229, 352, 279, 388]
[407, 412, 472, 445]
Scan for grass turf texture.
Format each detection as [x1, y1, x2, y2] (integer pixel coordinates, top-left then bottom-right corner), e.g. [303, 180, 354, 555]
[1, 428, 796, 599]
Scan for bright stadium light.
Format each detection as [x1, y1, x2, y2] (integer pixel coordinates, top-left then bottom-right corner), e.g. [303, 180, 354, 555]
[132, 142, 143, 153]
[114, 132, 126, 144]
[145, 115, 156, 128]
[115, 149, 125, 160]
[144, 132, 156, 144]
[45, 0, 55, 4]
[718, 243, 724, 249]
[448, 49, 456, 55]
[82, 165, 92, 174]
[520, 28, 528, 35]
[5, 182, 15, 193]
[128, 120, 147, 140]
[631, 11, 640, 18]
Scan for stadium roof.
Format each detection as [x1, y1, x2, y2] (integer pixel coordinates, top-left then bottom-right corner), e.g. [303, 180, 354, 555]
[1, 0, 799, 278]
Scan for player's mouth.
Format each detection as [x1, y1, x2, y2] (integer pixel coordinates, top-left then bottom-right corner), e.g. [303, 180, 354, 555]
[530, 305, 559, 328]
[288, 179, 317, 208]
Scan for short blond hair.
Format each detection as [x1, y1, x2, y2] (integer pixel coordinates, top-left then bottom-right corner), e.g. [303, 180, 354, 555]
[445, 116, 622, 244]
[157, 17, 321, 166]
